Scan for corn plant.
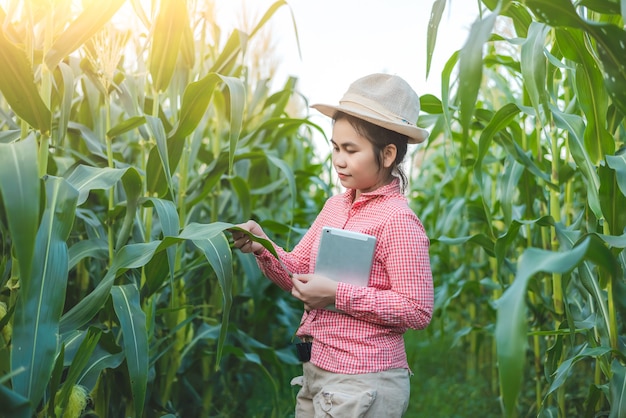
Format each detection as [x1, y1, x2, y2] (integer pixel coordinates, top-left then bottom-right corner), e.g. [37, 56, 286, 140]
[0, 0, 328, 416]
[417, 0, 625, 416]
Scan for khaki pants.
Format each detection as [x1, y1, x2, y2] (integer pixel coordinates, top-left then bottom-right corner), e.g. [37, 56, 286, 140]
[291, 362, 410, 418]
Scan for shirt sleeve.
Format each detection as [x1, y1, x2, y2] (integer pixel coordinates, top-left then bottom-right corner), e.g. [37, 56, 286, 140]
[333, 210, 434, 331]
[254, 205, 331, 291]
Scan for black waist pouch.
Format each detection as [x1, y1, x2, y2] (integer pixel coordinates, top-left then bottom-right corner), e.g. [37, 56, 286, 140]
[295, 341, 312, 362]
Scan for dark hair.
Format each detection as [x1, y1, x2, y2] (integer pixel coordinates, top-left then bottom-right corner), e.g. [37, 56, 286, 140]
[333, 111, 410, 192]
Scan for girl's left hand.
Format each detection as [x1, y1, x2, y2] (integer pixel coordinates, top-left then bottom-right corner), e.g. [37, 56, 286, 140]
[291, 274, 338, 311]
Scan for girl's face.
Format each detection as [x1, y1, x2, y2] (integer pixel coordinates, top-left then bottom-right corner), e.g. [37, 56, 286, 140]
[331, 118, 395, 199]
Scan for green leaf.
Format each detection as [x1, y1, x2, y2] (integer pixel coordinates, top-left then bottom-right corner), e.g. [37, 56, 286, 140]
[606, 153, 626, 197]
[60, 241, 160, 333]
[495, 235, 619, 418]
[498, 158, 525, 226]
[599, 161, 626, 236]
[556, 28, 613, 163]
[192, 234, 233, 370]
[11, 176, 78, 407]
[62, 330, 125, 391]
[53, 62, 75, 147]
[68, 239, 108, 270]
[115, 167, 143, 249]
[525, 0, 585, 27]
[546, 345, 612, 397]
[144, 197, 180, 298]
[266, 154, 297, 217]
[458, 6, 499, 141]
[610, 359, 626, 418]
[426, 0, 447, 78]
[0, 30, 51, 132]
[520, 22, 550, 117]
[526, 0, 626, 115]
[149, 0, 189, 92]
[0, 134, 40, 283]
[55, 327, 101, 415]
[474, 103, 521, 190]
[106, 116, 147, 139]
[228, 176, 252, 220]
[147, 73, 245, 194]
[432, 233, 495, 257]
[111, 284, 148, 418]
[65, 165, 129, 206]
[0, 385, 31, 418]
[495, 240, 590, 418]
[60, 221, 278, 333]
[145, 115, 173, 196]
[44, 0, 126, 70]
[551, 106, 603, 219]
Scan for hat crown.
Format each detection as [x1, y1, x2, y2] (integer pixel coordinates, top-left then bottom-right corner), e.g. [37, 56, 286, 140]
[340, 73, 420, 125]
[310, 73, 429, 143]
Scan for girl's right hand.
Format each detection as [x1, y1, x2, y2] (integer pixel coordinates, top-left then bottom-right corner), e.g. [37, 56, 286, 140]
[230, 220, 267, 255]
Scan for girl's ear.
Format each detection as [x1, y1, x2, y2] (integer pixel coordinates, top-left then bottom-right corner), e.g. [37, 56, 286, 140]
[382, 144, 397, 169]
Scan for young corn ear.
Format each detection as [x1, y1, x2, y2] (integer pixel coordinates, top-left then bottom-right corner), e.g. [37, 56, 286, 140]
[0, 302, 12, 343]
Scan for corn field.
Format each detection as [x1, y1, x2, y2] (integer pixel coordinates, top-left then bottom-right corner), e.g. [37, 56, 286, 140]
[0, 0, 624, 417]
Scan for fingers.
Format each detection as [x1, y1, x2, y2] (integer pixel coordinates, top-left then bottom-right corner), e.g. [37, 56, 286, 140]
[233, 234, 255, 252]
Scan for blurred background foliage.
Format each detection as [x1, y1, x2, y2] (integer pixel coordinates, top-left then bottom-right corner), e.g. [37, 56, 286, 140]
[0, 0, 624, 417]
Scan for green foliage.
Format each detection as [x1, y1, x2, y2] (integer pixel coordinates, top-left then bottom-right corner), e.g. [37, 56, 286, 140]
[420, 0, 626, 416]
[0, 1, 323, 416]
[2, 0, 625, 417]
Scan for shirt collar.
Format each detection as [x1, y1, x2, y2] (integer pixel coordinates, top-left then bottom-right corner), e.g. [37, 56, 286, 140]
[342, 177, 401, 205]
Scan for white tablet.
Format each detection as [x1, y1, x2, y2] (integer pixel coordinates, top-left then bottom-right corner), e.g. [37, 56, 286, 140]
[314, 227, 376, 287]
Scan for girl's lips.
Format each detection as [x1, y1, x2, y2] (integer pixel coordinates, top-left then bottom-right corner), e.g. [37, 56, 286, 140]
[337, 173, 349, 179]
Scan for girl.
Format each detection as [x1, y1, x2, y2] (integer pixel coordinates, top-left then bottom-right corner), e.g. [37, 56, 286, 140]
[231, 73, 434, 417]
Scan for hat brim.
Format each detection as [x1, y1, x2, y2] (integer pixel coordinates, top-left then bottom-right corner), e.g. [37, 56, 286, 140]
[311, 103, 429, 144]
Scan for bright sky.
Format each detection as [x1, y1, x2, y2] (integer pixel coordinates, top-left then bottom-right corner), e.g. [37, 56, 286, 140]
[214, 0, 479, 143]
[217, 0, 478, 111]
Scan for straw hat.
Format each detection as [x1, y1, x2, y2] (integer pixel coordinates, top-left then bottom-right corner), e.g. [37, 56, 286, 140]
[311, 73, 429, 144]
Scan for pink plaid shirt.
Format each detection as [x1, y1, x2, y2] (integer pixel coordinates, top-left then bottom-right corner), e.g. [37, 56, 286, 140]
[255, 179, 433, 374]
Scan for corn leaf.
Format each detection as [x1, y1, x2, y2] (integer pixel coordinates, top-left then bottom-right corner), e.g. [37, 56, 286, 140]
[144, 197, 180, 299]
[458, 6, 499, 141]
[191, 234, 232, 370]
[149, 0, 188, 92]
[496, 236, 619, 417]
[0, 31, 51, 132]
[65, 165, 127, 206]
[556, 28, 613, 164]
[11, 176, 78, 407]
[60, 241, 161, 333]
[0, 135, 40, 286]
[44, 0, 126, 70]
[146, 73, 245, 195]
[526, 0, 626, 115]
[0, 385, 30, 418]
[55, 327, 101, 415]
[546, 345, 611, 397]
[551, 106, 603, 219]
[496, 241, 589, 417]
[426, 0, 447, 78]
[60, 221, 277, 333]
[111, 284, 148, 418]
[115, 167, 143, 250]
[520, 22, 550, 117]
[610, 359, 626, 418]
[606, 154, 626, 197]
[106, 116, 147, 139]
[599, 161, 626, 237]
[51, 62, 73, 147]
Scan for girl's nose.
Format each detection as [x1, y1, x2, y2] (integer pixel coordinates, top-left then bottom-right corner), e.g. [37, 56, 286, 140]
[333, 153, 346, 167]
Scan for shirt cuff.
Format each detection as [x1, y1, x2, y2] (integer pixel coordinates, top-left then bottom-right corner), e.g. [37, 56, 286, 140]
[334, 281, 353, 311]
